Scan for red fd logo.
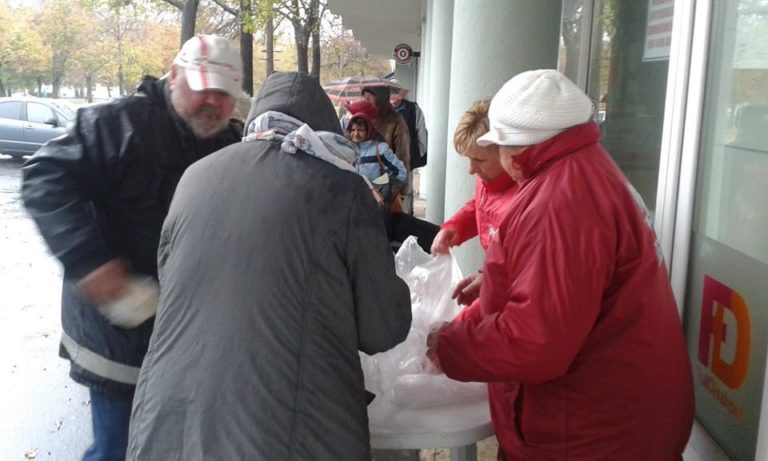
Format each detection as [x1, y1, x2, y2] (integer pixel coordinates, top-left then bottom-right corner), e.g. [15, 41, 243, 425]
[698, 276, 751, 389]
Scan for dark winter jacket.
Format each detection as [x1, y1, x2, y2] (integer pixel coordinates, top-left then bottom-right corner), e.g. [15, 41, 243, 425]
[21, 77, 242, 396]
[127, 72, 412, 460]
[394, 99, 428, 169]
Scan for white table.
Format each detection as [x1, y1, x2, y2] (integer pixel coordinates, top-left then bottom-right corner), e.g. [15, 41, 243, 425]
[368, 397, 493, 461]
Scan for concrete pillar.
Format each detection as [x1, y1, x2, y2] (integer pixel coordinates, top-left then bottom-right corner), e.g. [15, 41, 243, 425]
[415, 0, 433, 199]
[394, 64, 417, 96]
[424, 0, 454, 223]
[417, 0, 432, 110]
[444, 0, 562, 274]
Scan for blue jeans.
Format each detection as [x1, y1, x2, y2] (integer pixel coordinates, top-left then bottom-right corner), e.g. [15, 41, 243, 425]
[82, 388, 134, 461]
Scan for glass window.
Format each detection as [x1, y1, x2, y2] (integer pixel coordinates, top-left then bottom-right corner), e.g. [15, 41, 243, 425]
[589, 0, 673, 214]
[0, 101, 22, 120]
[27, 102, 56, 125]
[693, 1, 768, 263]
[683, 1, 768, 460]
[49, 100, 75, 121]
[559, 0, 674, 215]
[559, 0, 590, 87]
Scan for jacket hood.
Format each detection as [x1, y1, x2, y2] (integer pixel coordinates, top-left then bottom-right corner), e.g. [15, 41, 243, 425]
[362, 86, 391, 110]
[135, 75, 163, 100]
[347, 114, 377, 141]
[246, 72, 342, 135]
[513, 122, 601, 181]
[344, 99, 378, 121]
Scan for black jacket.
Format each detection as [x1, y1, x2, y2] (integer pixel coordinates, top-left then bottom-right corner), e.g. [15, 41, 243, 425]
[395, 99, 427, 168]
[21, 77, 242, 395]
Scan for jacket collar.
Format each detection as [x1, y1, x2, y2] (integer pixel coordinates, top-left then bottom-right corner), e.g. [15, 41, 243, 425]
[512, 122, 601, 181]
[484, 172, 516, 192]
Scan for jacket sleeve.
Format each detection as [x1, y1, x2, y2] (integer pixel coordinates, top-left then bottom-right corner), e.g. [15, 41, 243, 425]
[346, 182, 412, 354]
[436, 206, 613, 384]
[414, 104, 428, 159]
[454, 298, 482, 322]
[440, 193, 479, 245]
[379, 142, 407, 182]
[393, 117, 412, 170]
[21, 108, 120, 280]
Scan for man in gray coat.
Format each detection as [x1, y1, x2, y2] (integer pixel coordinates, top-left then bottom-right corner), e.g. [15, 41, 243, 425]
[127, 72, 412, 460]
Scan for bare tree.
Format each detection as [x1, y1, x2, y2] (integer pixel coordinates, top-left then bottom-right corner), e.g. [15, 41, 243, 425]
[239, 0, 254, 95]
[158, 0, 200, 45]
[209, 0, 255, 95]
[181, 0, 201, 43]
[274, 0, 321, 78]
[264, 8, 274, 77]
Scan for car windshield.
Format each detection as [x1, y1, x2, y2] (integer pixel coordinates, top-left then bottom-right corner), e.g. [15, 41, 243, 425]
[48, 100, 76, 121]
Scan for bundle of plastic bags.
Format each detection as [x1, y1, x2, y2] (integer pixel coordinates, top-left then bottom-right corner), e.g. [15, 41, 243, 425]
[361, 236, 487, 409]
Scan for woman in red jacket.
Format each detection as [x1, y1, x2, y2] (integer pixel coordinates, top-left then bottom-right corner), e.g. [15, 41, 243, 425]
[428, 69, 694, 460]
[431, 99, 518, 306]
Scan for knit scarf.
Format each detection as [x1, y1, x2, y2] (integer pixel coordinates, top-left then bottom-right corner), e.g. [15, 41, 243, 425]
[244, 111, 357, 173]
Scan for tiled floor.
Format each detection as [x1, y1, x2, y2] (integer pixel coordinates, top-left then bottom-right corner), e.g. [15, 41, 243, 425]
[418, 436, 498, 460]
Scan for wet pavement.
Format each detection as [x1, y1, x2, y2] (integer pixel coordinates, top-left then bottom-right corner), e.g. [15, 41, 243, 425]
[0, 155, 91, 460]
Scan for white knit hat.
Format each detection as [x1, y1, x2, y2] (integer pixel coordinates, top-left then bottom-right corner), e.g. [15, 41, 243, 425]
[477, 69, 593, 147]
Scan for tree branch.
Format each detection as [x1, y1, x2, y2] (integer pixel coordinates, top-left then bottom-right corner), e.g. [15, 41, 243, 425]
[160, 0, 184, 10]
[210, 0, 238, 16]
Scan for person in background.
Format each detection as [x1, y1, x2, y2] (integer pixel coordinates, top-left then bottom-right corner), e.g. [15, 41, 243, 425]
[390, 83, 427, 170]
[430, 99, 517, 307]
[345, 100, 407, 205]
[21, 35, 244, 461]
[427, 69, 694, 460]
[126, 72, 411, 461]
[362, 85, 411, 212]
[390, 81, 428, 215]
[342, 97, 438, 253]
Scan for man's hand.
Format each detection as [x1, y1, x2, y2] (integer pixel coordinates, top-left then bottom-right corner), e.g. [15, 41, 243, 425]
[430, 228, 458, 255]
[76, 259, 131, 305]
[451, 272, 483, 305]
[426, 321, 449, 372]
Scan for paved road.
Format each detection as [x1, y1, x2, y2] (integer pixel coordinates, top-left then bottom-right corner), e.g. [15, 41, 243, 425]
[0, 155, 91, 460]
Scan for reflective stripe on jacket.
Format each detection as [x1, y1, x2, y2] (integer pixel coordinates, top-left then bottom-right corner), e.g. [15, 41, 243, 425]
[22, 77, 242, 395]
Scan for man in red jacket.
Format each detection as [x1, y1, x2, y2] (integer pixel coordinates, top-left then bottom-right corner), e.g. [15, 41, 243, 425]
[427, 69, 694, 460]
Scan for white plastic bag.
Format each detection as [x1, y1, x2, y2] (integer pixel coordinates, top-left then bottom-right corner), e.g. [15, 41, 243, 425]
[361, 236, 487, 409]
[98, 276, 158, 329]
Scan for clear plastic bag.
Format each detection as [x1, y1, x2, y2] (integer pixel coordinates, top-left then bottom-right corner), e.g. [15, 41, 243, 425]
[361, 236, 487, 409]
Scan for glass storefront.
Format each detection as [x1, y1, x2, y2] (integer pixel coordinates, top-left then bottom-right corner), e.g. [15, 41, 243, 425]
[682, 1, 768, 460]
[560, 0, 673, 214]
[561, 1, 768, 459]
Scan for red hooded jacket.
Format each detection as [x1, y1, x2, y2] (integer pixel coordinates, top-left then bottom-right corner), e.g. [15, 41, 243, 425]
[436, 122, 694, 460]
[441, 173, 518, 251]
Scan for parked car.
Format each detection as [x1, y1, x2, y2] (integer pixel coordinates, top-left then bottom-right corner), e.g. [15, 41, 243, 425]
[0, 97, 75, 158]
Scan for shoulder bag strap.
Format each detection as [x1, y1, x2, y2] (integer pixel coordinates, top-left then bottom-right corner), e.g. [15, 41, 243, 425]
[375, 144, 385, 175]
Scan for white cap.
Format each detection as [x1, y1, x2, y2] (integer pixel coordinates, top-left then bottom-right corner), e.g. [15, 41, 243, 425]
[173, 35, 243, 98]
[477, 69, 593, 147]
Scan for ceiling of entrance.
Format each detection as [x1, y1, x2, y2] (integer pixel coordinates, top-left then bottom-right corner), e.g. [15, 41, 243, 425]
[326, 0, 423, 59]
